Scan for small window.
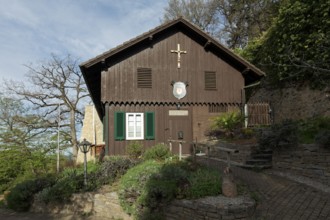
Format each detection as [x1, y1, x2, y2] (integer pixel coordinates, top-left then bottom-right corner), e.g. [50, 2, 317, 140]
[126, 113, 144, 140]
[114, 111, 155, 141]
[205, 71, 217, 90]
[137, 68, 152, 88]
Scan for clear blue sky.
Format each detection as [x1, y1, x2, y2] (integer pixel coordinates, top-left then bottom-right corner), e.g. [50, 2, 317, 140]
[0, 0, 167, 80]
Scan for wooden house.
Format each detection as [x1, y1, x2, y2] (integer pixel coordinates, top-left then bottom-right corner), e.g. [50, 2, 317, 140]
[80, 18, 265, 156]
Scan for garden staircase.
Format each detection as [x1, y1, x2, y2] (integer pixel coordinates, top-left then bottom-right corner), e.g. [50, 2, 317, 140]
[242, 148, 273, 170]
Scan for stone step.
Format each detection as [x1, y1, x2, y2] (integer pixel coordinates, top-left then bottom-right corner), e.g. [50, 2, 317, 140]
[250, 153, 273, 160]
[254, 149, 273, 154]
[245, 159, 272, 165]
[238, 163, 272, 170]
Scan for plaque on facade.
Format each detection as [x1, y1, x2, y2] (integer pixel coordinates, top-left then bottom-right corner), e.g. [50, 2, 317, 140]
[173, 81, 187, 100]
[169, 110, 189, 116]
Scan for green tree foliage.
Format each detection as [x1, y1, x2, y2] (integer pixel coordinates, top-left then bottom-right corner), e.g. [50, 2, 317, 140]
[0, 95, 61, 193]
[242, 0, 330, 88]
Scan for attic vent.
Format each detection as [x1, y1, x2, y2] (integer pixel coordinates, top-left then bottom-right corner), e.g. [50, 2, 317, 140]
[137, 68, 152, 88]
[204, 71, 217, 90]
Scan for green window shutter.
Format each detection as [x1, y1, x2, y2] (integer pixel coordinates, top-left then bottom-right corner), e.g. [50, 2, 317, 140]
[114, 112, 125, 140]
[145, 112, 155, 140]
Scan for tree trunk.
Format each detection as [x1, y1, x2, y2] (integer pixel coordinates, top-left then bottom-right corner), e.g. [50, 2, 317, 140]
[70, 109, 78, 163]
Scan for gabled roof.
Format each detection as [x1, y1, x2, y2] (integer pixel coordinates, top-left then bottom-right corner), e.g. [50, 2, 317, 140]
[80, 17, 265, 117]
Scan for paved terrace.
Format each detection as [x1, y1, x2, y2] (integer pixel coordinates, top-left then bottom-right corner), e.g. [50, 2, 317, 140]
[198, 157, 330, 220]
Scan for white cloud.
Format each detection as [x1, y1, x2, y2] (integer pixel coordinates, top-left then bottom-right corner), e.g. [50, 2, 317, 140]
[0, 0, 167, 80]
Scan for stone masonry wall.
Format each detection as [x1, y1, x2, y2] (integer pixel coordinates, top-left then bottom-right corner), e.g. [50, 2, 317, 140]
[272, 144, 330, 187]
[164, 196, 256, 220]
[31, 187, 256, 219]
[249, 86, 330, 123]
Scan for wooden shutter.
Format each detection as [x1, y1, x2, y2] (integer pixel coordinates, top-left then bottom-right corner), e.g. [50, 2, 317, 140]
[114, 112, 125, 140]
[145, 112, 155, 140]
[137, 68, 152, 88]
[205, 71, 217, 90]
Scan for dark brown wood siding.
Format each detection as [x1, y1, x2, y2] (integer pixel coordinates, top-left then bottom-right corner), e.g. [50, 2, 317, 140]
[101, 31, 244, 104]
[105, 103, 196, 155]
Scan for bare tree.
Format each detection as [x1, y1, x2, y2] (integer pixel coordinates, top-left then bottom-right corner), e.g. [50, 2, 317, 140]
[163, 0, 279, 49]
[163, 0, 220, 35]
[5, 54, 90, 162]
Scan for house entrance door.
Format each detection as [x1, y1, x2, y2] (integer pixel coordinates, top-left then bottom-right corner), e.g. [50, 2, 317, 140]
[168, 108, 192, 155]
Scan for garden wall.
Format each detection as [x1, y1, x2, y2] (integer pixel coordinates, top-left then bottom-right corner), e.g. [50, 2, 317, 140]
[31, 188, 256, 219]
[249, 86, 330, 123]
[164, 195, 255, 220]
[272, 144, 330, 187]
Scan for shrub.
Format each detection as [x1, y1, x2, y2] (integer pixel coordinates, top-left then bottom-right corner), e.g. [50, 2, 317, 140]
[97, 156, 138, 185]
[258, 119, 299, 149]
[119, 159, 221, 219]
[209, 111, 244, 138]
[184, 167, 221, 199]
[126, 141, 144, 159]
[298, 117, 330, 144]
[315, 130, 330, 148]
[6, 175, 56, 211]
[36, 169, 85, 204]
[143, 143, 172, 161]
[119, 160, 163, 216]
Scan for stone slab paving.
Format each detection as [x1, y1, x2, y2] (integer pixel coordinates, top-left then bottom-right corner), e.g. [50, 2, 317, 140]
[198, 157, 330, 220]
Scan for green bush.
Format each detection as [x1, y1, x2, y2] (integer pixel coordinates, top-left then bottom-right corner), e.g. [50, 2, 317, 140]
[119, 160, 163, 216]
[35, 157, 136, 205]
[97, 156, 138, 185]
[315, 130, 330, 148]
[6, 175, 56, 211]
[143, 143, 172, 161]
[118, 159, 221, 219]
[185, 167, 221, 199]
[210, 111, 244, 138]
[298, 117, 330, 144]
[126, 141, 144, 159]
[36, 169, 85, 204]
[258, 119, 299, 149]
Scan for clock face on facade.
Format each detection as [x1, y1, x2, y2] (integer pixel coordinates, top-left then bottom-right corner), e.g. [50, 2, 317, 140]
[173, 81, 187, 100]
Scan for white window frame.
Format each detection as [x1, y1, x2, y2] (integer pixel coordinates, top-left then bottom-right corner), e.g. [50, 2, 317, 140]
[126, 113, 144, 140]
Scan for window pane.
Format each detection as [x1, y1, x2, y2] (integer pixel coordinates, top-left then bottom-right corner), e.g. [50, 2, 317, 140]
[126, 113, 144, 140]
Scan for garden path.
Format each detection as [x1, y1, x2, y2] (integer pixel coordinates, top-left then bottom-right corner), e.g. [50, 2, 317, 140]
[198, 157, 330, 220]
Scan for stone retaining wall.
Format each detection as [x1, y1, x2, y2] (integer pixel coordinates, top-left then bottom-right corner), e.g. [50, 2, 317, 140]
[31, 188, 132, 220]
[273, 144, 330, 187]
[31, 188, 256, 219]
[164, 196, 256, 220]
[249, 86, 330, 123]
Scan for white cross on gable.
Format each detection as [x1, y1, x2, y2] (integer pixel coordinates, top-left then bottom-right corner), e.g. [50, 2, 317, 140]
[171, 44, 187, 69]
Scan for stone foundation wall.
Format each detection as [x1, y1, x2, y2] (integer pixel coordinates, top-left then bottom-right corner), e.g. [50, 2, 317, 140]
[273, 144, 330, 187]
[164, 196, 255, 220]
[249, 86, 330, 123]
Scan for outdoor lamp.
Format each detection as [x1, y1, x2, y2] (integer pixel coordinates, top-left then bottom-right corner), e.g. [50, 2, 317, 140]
[79, 138, 91, 153]
[78, 138, 92, 186]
